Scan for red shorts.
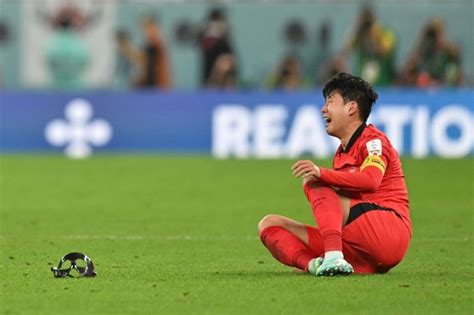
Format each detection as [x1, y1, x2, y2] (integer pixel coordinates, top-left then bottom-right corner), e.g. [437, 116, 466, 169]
[305, 201, 412, 274]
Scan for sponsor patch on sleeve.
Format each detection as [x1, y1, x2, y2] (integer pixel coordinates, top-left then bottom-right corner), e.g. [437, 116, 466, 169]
[360, 155, 386, 174]
[366, 139, 382, 156]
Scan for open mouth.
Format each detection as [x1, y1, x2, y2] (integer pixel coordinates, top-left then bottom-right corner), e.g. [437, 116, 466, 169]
[323, 117, 331, 127]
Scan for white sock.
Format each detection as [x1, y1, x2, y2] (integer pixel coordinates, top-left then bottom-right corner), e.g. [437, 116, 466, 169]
[324, 250, 343, 260]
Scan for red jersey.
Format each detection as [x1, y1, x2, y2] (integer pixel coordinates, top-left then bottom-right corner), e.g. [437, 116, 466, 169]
[319, 124, 411, 228]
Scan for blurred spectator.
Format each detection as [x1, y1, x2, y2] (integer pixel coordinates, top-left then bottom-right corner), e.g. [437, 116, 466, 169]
[199, 7, 238, 88]
[45, 5, 89, 89]
[398, 54, 419, 86]
[280, 18, 310, 87]
[0, 20, 10, 88]
[207, 53, 238, 88]
[267, 55, 303, 90]
[311, 21, 347, 85]
[399, 18, 463, 87]
[345, 6, 397, 86]
[312, 21, 332, 84]
[317, 55, 347, 85]
[115, 30, 141, 88]
[136, 15, 172, 89]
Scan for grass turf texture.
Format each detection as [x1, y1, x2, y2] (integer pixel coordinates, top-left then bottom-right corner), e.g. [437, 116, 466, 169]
[0, 156, 472, 315]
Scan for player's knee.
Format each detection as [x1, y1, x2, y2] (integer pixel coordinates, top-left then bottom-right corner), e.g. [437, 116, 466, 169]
[303, 181, 331, 199]
[258, 214, 284, 234]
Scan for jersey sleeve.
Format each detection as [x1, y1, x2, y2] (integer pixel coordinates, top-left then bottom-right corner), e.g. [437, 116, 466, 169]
[319, 138, 390, 193]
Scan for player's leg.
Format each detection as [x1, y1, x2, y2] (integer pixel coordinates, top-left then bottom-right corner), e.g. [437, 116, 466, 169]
[258, 214, 324, 271]
[258, 214, 309, 243]
[303, 180, 410, 275]
[303, 180, 354, 276]
[342, 206, 411, 274]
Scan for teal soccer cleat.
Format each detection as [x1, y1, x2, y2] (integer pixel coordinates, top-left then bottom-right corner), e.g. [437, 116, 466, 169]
[308, 256, 354, 276]
[307, 257, 325, 275]
[315, 257, 354, 276]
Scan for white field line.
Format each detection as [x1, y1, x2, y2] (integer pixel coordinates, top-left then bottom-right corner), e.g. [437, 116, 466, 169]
[0, 235, 471, 242]
[61, 235, 260, 241]
[0, 234, 260, 241]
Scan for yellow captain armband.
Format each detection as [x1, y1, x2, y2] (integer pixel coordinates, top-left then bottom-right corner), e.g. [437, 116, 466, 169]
[360, 155, 386, 174]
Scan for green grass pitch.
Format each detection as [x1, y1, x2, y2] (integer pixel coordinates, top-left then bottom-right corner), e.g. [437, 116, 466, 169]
[0, 155, 472, 314]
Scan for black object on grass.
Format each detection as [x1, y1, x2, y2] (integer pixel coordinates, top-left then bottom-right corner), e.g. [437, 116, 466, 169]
[51, 252, 96, 278]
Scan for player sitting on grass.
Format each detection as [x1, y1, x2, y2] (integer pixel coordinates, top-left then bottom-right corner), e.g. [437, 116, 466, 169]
[258, 73, 412, 276]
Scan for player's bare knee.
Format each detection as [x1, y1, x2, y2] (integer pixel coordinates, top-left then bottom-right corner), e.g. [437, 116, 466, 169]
[258, 214, 284, 234]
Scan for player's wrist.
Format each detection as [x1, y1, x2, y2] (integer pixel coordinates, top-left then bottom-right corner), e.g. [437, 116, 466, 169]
[318, 167, 326, 179]
[313, 165, 321, 178]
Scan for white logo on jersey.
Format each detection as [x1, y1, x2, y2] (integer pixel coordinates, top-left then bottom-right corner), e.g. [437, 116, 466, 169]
[366, 139, 382, 156]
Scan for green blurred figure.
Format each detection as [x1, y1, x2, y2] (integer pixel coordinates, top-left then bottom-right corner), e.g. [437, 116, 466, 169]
[46, 14, 89, 89]
[345, 6, 396, 86]
[399, 18, 463, 87]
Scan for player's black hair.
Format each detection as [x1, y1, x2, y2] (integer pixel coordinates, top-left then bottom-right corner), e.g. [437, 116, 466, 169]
[322, 72, 378, 122]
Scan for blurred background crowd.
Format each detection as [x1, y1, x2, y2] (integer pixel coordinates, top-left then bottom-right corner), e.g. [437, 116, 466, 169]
[0, 0, 472, 90]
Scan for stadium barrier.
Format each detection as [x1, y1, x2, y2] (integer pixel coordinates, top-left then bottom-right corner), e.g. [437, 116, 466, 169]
[1, 89, 473, 158]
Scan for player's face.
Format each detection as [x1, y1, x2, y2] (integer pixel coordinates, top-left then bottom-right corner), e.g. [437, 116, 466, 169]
[321, 91, 352, 137]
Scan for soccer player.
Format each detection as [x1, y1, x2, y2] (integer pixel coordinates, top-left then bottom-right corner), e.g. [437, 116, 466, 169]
[258, 73, 412, 276]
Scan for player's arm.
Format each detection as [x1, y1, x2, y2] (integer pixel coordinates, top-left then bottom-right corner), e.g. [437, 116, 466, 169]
[292, 159, 385, 193]
[292, 139, 388, 193]
[318, 156, 385, 192]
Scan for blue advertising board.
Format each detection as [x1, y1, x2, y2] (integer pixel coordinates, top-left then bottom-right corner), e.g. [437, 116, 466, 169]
[1, 90, 473, 158]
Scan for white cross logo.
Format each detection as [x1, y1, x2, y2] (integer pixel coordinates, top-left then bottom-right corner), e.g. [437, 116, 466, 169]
[44, 98, 113, 159]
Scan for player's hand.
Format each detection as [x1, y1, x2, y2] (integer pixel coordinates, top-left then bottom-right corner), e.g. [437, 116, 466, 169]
[291, 160, 321, 179]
